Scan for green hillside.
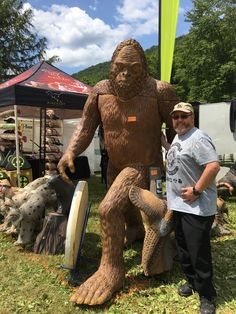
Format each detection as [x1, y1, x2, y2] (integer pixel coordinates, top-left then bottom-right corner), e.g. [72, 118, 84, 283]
[72, 36, 184, 88]
[72, 45, 159, 87]
[73, 61, 111, 87]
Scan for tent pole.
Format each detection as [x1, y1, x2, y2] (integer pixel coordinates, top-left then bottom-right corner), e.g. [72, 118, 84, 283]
[14, 105, 21, 187]
[39, 108, 43, 177]
[43, 108, 46, 176]
[32, 115, 35, 155]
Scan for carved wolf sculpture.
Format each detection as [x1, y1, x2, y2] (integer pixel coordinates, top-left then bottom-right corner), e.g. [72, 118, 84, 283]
[14, 183, 56, 246]
[0, 176, 57, 246]
[58, 38, 178, 305]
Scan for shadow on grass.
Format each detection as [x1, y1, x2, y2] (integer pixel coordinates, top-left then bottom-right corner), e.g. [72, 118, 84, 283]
[67, 236, 236, 312]
[67, 232, 101, 286]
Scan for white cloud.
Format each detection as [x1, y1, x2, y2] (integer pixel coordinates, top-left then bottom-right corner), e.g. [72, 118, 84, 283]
[24, 3, 132, 71]
[24, 1, 187, 72]
[116, 0, 157, 22]
[116, 0, 187, 37]
[116, 0, 158, 36]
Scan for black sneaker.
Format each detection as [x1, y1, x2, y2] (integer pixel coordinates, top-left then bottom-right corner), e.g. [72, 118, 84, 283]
[178, 282, 194, 297]
[200, 296, 215, 314]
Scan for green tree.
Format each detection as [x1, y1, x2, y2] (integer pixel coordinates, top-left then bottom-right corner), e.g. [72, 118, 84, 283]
[145, 45, 158, 78]
[73, 62, 111, 86]
[173, 0, 236, 102]
[0, 0, 47, 83]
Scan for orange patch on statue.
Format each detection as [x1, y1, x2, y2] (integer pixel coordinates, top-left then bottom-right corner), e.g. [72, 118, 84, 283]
[127, 116, 137, 122]
[150, 169, 158, 175]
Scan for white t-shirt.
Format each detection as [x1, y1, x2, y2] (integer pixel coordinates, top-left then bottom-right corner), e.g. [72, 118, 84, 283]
[166, 127, 218, 216]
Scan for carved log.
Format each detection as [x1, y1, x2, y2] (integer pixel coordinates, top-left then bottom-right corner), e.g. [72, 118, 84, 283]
[33, 212, 67, 254]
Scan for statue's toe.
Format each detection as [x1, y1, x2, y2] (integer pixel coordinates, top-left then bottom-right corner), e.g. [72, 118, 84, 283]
[70, 267, 124, 305]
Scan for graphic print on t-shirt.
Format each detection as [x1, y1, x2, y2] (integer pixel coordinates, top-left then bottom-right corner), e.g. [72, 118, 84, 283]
[167, 142, 182, 176]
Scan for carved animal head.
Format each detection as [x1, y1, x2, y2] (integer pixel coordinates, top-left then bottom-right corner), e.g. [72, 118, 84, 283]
[46, 174, 75, 214]
[110, 39, 148, 101]
[5, 207, 22, 227]
[0, 197, 15, 217]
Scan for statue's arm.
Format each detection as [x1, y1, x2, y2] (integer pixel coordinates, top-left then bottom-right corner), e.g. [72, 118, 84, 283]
[157, 81, 179, 144]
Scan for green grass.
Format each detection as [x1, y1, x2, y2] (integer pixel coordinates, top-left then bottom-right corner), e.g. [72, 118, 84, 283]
[0, 174, 236, 313]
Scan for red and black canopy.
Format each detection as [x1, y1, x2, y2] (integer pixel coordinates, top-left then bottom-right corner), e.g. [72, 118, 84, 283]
[0, 61, 92, 111]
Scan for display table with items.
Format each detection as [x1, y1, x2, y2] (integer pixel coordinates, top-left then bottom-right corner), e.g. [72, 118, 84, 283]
[0, 109, 33, 187]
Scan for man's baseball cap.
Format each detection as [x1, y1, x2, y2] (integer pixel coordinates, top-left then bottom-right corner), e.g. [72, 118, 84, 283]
[170, 102, 194, 115]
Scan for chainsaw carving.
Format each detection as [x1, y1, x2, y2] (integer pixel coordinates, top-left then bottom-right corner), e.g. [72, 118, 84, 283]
[129, 186, 175, 276]
[14, 183, 56, 246]
[0, 176, 57, 246]
[58, 38, 178, 305]
[217, 164, 236, 199]
[213, 164, 236, 236]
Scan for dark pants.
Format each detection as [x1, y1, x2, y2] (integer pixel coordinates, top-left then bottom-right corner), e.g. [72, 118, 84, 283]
[173, 211, 216, 298]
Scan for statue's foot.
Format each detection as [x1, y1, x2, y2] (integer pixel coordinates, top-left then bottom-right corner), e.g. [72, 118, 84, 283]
[129, 186, 166, 222]
[124, 225, 145, 246]
[5, 225, 17, 235]
[14, 239, 26, 246]
[70, 266, 125, 305]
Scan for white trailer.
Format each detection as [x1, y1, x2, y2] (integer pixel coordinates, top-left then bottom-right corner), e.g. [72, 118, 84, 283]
[193, 100, 236, 165]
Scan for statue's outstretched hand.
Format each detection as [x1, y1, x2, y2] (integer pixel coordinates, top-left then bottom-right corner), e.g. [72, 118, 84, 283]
[57, 152, 75, 185]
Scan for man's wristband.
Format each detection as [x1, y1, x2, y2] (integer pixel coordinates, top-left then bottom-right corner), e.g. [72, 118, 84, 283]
[193, 186, 201, 196]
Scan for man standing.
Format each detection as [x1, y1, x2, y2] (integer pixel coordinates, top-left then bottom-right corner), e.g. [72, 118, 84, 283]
[166, 102, 220, 314]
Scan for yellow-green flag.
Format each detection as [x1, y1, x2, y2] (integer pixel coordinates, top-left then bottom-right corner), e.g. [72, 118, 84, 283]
[160, 0, 179, 82]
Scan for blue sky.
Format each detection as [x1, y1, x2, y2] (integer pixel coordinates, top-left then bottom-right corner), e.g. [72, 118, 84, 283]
[25, 0, 193, 74]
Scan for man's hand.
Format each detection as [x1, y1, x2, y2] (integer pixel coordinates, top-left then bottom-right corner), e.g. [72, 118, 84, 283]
[57, 152, 75, 184]
[181, 187, 199, 203]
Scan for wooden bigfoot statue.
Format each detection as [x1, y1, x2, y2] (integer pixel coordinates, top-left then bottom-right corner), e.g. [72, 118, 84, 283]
[58, 39, 178, 305]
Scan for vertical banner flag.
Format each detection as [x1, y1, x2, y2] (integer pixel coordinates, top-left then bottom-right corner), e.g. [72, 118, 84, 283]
[160, 0, 179, 83]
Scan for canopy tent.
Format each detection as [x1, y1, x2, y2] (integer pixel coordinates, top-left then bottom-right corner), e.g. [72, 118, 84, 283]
[0, 62, 93, 184]
[0, 61, 92, 116]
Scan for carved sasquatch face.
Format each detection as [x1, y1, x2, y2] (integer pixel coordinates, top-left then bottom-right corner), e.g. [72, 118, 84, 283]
[110, 45, 145, 101]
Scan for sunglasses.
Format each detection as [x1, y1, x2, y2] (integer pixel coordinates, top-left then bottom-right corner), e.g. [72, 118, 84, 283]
[172, 114, 192, 120]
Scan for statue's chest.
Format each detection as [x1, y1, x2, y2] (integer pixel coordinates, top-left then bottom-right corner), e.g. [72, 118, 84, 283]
[98, 95, 159, 128]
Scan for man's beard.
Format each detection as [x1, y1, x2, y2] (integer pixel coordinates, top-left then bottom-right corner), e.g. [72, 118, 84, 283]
[174, 127, 186, 134]
[174, 122, 193, 135]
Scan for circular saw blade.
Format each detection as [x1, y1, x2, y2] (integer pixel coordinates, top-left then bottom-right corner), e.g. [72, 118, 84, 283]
[64, 180, 88, 269]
